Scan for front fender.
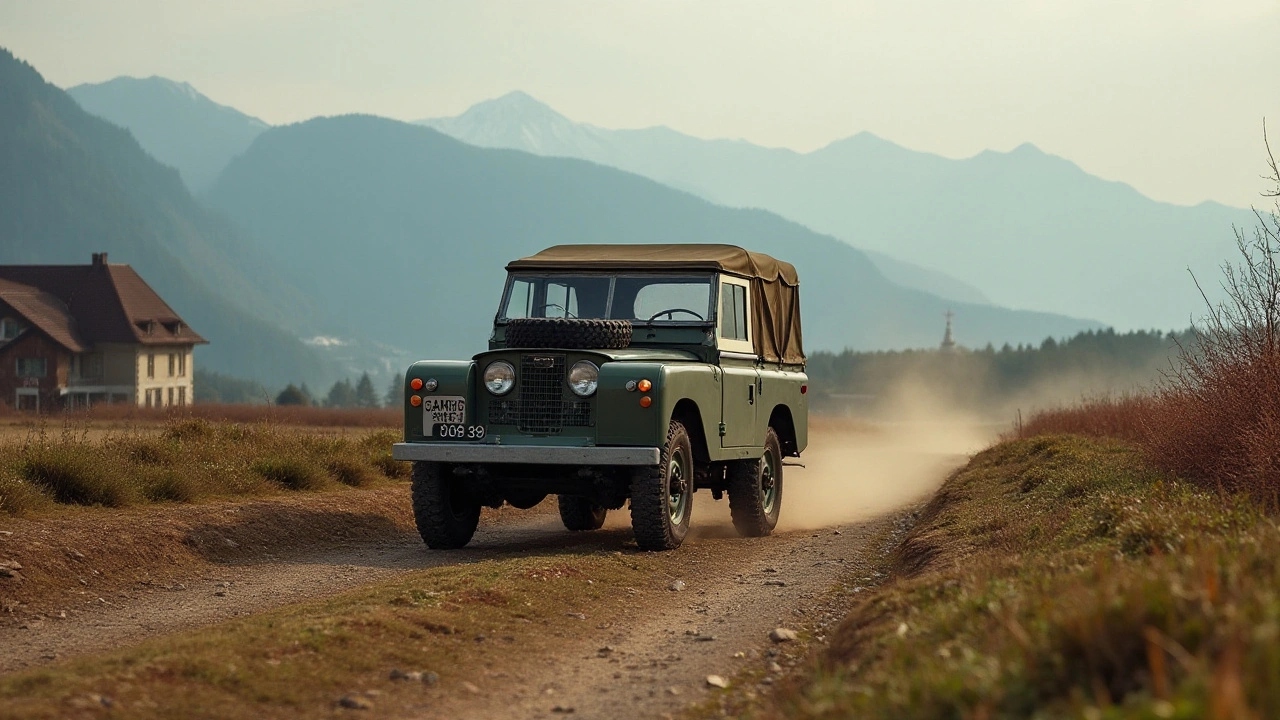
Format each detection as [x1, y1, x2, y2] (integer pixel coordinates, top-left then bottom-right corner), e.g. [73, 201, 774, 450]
[402, 360, 476, 441]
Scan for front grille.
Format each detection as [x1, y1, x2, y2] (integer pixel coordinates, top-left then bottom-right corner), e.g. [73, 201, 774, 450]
[485, 354, 593, 434]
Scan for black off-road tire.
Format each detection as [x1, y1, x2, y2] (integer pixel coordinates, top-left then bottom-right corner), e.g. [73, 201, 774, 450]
[629, 420, 694, 551]
[728, 428, 783, 537]
[558, 495, 608, 531]
[505, 318, 632, 350]
[411, 461, 481, 549]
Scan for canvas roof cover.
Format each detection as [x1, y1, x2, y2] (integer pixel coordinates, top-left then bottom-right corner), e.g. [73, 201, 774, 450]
[506, 244, 804, 364]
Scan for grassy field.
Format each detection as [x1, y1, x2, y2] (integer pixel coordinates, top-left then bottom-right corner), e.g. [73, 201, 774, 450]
[0, 416, 406, 516]
[739, 434, 1278, 719]
[0, 551, 659, 718]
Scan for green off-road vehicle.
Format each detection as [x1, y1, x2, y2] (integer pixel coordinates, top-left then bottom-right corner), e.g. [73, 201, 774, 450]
[392, 244, 808, 551]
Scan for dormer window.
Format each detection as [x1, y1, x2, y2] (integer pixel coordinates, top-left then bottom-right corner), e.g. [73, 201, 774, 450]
[0, 318, 20, 340]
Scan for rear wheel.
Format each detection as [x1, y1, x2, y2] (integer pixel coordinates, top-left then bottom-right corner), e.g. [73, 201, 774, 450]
[728, 427, 783, 537]
[558, 495, 607, 531]
[630, 420, 693, 550]
[411, 461, 481, 549]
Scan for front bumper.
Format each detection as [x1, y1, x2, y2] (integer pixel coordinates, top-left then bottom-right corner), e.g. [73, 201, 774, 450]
[392, 443, 661, 466]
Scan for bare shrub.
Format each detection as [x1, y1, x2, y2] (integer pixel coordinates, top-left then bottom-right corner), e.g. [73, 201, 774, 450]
[1142, 129, 1280, 498]
[1022, 130, 1280, 503]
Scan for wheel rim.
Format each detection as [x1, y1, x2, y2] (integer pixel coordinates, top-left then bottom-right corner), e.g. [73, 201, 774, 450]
[667, 452, 689, 525]
[760, 451, 778, 515]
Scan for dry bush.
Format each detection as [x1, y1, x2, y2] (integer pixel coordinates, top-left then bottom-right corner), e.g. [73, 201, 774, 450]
[1013, 395, 1156, 444]
[1023, 132, 1280, 503]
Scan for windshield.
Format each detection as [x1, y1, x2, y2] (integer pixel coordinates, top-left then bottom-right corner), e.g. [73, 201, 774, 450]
[500, 274, 714, 323]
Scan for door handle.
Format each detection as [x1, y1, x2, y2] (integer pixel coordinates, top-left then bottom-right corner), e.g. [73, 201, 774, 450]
[748, 384, 755, 405]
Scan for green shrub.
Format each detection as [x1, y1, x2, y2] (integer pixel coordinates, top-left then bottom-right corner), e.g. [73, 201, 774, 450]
[250, 457, 328, 491]
[0, 471, 51, 514]
[19, 451, 136, 507]
[327, 457, 377, 487]
[163, 418, 212, 442]
[141, 468, 202, 503]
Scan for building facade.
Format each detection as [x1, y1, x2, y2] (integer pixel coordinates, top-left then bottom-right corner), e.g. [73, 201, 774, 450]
[0, 253, 205, 411]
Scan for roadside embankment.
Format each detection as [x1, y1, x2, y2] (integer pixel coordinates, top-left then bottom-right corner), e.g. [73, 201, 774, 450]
[737, 435, 1279, 719]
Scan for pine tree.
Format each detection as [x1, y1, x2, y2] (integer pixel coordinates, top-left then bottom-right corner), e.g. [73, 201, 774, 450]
[355, 372, 378, 408]
[325, 378, 357, 408]
[275, 384, 310, 406]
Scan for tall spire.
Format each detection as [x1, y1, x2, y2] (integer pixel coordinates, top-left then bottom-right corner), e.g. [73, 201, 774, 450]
[941, 310, 956, 351]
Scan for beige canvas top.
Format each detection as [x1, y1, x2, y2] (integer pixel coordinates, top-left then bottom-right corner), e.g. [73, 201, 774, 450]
[506, 244, 805, 365]
[506, 244, 800, 286]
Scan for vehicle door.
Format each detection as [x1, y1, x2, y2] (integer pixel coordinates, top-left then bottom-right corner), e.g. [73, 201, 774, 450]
[718, 275, 760, 448]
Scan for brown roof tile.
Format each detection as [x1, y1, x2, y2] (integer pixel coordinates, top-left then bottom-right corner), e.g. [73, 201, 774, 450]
[0, 256, 205, 351]
[0, 278, 88, 352]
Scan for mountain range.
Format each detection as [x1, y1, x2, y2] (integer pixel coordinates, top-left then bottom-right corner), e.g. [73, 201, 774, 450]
[67, 76, 268, 193]
[0, 49, 332, 386]
[418, 92, 1253, 330]
[202, 114, 1097, 361]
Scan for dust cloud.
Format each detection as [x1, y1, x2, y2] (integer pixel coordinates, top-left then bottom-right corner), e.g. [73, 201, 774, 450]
[776, 383, 998, 532]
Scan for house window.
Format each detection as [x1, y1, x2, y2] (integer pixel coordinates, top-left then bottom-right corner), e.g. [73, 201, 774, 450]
[16, 358, 46, 378]
[178, 352, 187, 377]
[178, 386, 186, 406]
[147, 353, 155, 378]
[168, 387, 175, 406]
[144, 389, 153, 408]
[168, 353, 175, 377]
[0, 318, 19, 340]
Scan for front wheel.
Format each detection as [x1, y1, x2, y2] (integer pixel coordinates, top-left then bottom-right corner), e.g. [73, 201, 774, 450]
[411, 461, 481, 549]
[558, 495, 607, 531]
[630, 420, 694, 550]
[728, 427, 783, 537]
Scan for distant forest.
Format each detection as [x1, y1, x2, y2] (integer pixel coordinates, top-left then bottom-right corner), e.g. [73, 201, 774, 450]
[807, 329, 1182, 419]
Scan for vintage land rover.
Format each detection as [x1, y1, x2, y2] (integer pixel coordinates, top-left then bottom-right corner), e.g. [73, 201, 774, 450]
[391, 244, 808, 551]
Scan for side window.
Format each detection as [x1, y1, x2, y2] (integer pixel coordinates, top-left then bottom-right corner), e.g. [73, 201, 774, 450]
[719, 282, 748, 341]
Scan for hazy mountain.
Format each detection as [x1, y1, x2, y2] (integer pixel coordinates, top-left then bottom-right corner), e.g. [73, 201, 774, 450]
[421, 92, 1253, 329]
[0, 48, 332, 386]
[67, 76, 268, 192]
[206, 115, 1099, 361]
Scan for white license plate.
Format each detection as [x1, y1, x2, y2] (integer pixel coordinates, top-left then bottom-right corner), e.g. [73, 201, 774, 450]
[422, 396, 466, 427]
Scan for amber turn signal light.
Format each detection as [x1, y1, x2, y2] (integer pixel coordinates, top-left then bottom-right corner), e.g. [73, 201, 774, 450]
[637, 379, 652, 392]
[639, 396, 652, 408]
[410, 378, 424, 391]
[410, 395, 422, 407]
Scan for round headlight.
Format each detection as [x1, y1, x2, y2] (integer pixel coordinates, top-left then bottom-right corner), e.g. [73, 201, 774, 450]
[568, 360, 599, 397]
[484, 361, 515, 395]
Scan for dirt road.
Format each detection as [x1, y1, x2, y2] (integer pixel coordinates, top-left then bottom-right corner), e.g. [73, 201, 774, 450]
[0, 421, 981, 717]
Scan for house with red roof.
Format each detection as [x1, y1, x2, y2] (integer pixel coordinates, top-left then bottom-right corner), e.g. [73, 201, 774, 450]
[0, 253, 206, 411]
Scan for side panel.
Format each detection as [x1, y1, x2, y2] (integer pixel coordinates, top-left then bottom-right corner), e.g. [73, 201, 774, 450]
[402, 361, 476, 441]
[759, 366, 809, 454]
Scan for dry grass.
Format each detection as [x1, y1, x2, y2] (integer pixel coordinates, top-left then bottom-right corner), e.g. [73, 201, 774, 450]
[758, 435, 1278, 719]
[0, 403, 401, 428]
[0, 419, 407, 515]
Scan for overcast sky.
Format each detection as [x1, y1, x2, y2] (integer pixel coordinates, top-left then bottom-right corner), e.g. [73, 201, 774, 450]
[4, 1, 1277, 207]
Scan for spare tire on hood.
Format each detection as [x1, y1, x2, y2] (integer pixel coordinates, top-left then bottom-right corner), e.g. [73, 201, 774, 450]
[504, 318, 633, 350]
